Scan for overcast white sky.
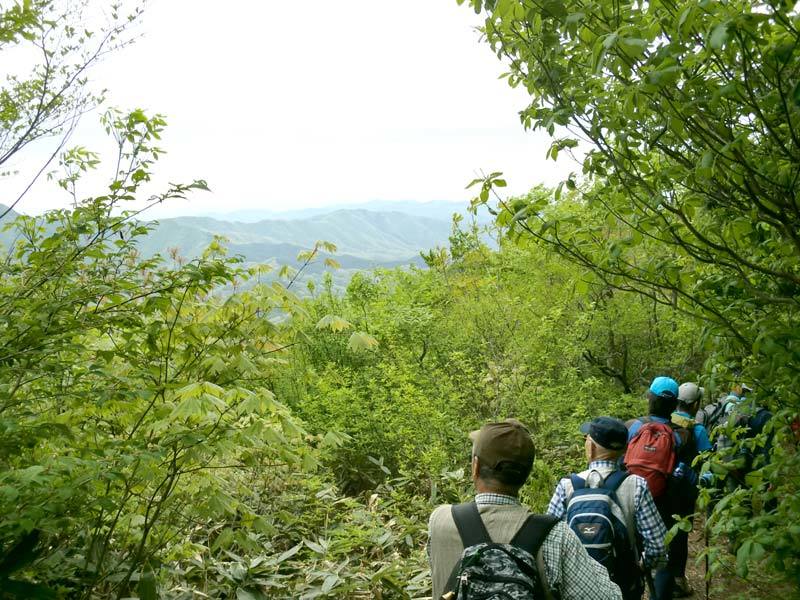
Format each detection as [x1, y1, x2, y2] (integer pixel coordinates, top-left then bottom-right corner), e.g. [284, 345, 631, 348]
[2, 0, 576, 218]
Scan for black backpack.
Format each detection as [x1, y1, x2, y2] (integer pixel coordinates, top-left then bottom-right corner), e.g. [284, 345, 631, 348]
[660, 416, 700, 514]
[442, 502, 558, 600]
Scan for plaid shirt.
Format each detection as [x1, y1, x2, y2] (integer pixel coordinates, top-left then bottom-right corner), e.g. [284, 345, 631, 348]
[547, 460, 668, 568]
[475, 492, 520, 506]
[431, 492, 622, 599]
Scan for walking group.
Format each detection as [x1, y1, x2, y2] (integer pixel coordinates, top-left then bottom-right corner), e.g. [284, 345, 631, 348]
[428, 376, 772, 600]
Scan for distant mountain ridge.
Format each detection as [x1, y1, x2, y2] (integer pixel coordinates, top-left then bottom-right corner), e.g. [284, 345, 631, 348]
[139, 208, 453, 263]
[0, 203, 484, 289]
[201, 199, 487, 224]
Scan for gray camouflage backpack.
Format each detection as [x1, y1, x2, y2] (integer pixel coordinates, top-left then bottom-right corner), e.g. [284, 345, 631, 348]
[441, 502, 558, 600]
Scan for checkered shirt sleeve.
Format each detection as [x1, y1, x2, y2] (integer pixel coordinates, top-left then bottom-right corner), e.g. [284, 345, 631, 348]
[540, 521, 623, 599]
[546, 479, 569, 519]
[631, 475, 668, 568]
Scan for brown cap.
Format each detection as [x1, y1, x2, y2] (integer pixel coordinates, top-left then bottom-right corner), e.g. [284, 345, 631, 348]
[469, 418, 535, 469]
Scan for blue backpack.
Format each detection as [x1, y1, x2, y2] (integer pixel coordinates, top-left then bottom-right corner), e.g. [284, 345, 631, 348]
[566, 470, 642, 598]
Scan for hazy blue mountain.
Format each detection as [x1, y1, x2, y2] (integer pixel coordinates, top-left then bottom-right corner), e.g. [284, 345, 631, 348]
[138, 209, 454, 263]
[202, 200, 491, 224]
[0, 205, 475, 293]
[0, 204, 22, 249]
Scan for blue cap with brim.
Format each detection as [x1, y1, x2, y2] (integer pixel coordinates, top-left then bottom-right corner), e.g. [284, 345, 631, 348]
[650, 376, 679, 397]
[580, 416, 628, 451]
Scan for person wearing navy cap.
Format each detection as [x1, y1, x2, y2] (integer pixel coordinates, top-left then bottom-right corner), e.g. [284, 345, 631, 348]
[429, 418, 623, 599]
[547, 416, 668, 599]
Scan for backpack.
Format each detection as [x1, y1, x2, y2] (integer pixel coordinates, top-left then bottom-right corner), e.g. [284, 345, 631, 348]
[625, 417, 690, 498]
[715, 403, 773, 477]
[696, 396, 736, 433]
[442, 502, 557, 600]
[670, 413, 699, 467]
[566, 470, 642, 599]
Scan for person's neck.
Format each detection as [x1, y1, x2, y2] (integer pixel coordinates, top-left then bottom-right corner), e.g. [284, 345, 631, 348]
[474, 480, 516, 497]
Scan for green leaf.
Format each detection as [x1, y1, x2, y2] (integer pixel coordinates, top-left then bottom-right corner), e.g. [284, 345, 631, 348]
[602, 33, 618, 50]
[170, 395, 203, 420]
[137, 568, 158, 600]
[321, 573, 339, 594]
[315, 315, 352, 332]
[275, 542, 302, 564]
[793, 81, 800, 107]
[304, 539, 326, 554]
[347, 331, 379, 352]
[302, 451, 319, 471]
[236, 589, 267, 600]
[709, 22, 729, 49]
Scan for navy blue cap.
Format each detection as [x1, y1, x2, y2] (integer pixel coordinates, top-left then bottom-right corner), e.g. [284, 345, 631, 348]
[580, 416, 628, 451]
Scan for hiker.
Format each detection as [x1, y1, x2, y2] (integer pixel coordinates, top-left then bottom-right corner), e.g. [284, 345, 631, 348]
[428, 418, 622, 600]
[668, 382, 713, 597]
[547, 416, 668, 600]
[698, 383, 773, 489]
[625, 376, 689, 600]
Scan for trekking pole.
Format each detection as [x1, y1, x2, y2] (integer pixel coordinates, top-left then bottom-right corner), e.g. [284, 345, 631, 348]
[646, 571, 657, 600]
[704, 522, 710, 600]
[644, 562, 656, 600]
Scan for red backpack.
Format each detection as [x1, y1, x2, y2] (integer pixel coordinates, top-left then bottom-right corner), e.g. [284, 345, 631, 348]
[625, 418, 677, 498]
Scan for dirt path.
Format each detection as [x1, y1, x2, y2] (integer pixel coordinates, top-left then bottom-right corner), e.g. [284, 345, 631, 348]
[646, 517, 784, 600]
[644, 527, 719, 600]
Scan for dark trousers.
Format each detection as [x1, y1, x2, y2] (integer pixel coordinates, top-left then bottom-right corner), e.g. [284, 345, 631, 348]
[669, 527, 689, 577]
[653, 497, 675, 600]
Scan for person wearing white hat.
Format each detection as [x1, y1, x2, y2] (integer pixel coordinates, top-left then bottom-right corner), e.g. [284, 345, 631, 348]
[668, 382, 713, 597]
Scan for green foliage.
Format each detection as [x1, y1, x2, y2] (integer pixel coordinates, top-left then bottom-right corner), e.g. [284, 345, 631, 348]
[461, 0, 800, 586]
[0, 0, 142, 215]
[4, 1, 794, 596]
[0, 107, 351, 598]
[279, 221, 701, 512]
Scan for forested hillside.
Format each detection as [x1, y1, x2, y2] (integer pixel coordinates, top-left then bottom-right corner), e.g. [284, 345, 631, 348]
[0, 206, 457, 292]
[0, 0, 798, 599]
[137, 211, 453, 263]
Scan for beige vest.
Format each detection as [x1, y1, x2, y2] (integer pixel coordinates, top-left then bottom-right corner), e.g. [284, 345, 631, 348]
[429, 503, 543, 600]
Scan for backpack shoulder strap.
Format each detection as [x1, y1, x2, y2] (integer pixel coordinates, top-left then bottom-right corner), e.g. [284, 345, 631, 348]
[602, 469, 628, 492]
[570, 474, 586, 491]
[511, 514, 559, 600]
[443, 502, 492, 596]
[670, 421, 692, 445]
[510, 513, 559, 552]
[450, 501, 491, 548]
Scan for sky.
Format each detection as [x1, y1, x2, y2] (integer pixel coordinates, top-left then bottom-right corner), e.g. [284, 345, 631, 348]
[2, 1, 577, 218]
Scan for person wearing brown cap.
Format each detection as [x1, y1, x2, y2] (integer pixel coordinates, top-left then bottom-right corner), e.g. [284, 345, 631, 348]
[428, 418, 622, 599]
[547, 417, 668, 600]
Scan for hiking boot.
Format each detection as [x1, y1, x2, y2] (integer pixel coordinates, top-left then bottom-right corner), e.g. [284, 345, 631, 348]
[673, 576, 693, 597]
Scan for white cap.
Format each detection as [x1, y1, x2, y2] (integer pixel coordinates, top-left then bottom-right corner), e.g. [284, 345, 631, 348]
[678, 382, 704, 404]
